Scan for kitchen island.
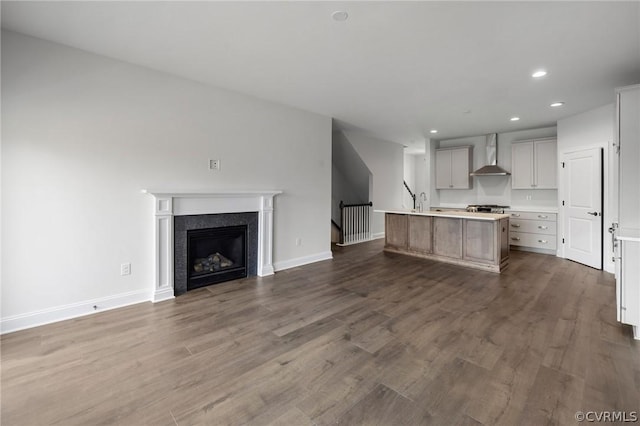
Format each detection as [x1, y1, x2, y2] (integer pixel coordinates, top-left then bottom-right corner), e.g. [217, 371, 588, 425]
[378, 209, 510, 272]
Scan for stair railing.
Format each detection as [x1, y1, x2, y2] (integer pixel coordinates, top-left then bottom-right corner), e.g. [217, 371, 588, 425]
[338, 201, 373, 246]
[403, 181, 417, 209]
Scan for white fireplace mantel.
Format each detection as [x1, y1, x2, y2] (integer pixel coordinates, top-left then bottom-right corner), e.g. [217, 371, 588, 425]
[144, 190, 282, 302]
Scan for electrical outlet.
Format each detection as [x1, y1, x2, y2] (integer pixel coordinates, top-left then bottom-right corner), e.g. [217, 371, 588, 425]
[209, 159, 220, 171]
[121, 263, 131, 276]
[295, 238, 302, 246]
[526, 195, 532, 200]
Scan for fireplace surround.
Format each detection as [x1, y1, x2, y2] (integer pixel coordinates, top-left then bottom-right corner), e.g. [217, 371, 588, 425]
[174, 213, 257, 295]
[145, 190, 281, 302]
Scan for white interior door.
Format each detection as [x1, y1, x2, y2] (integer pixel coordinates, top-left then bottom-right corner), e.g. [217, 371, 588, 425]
[563, 148, 603, 269]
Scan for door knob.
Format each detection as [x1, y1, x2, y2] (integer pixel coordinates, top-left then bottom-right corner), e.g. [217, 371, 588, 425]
[587, 211, 599, 216]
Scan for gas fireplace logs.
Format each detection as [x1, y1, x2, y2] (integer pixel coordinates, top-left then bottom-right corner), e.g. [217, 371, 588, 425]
[193, 253, 234, 273]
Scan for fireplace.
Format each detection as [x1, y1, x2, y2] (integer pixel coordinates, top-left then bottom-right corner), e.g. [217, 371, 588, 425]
[146, 190, 281, 302]
[187, 225, 247, 291]
[174, 211, 258, 296]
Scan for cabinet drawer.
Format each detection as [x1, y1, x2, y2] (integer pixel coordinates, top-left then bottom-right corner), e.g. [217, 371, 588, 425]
[507, 211, 556, 221]
[509, 219, 556, 235]
[509, 232, 557, 249]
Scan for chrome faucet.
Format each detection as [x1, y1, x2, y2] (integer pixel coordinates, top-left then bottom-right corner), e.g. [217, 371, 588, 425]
[418, 192, 427, 212]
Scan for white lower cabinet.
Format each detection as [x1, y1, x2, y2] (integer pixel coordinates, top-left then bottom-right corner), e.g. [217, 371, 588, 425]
[616, 235, 640, 340]
[507, 211, 557, 254]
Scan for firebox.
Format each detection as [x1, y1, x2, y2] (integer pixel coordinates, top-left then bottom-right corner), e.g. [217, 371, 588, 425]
[174, 212, 258, 296]
[186, 225, 248, 291]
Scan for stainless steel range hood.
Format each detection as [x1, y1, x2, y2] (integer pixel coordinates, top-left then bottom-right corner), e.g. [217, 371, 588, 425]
[470, 133, 511, 176]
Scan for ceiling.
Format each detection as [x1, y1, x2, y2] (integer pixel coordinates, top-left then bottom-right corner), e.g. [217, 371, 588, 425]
[2, 1, 639, 153]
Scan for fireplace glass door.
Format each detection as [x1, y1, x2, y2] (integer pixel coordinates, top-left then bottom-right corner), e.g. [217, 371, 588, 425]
[186, 225, 248, 290]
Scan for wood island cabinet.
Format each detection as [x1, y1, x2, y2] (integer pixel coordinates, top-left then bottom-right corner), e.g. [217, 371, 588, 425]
[383, 211, 509, 273]
[464, 218, 509, 266]
[408, 215, 433, 253]
[385, 213, 408, 249]
[433, 217, 463, 259]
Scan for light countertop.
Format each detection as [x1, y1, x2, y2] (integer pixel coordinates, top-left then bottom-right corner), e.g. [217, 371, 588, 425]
[376, 209, 509, 221]
[507, 206, 559, 213]
[617, 228, 640, 242]
[429, 205, 560, 214]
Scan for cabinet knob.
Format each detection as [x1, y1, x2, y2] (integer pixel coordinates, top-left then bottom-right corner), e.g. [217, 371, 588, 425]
[511, 224, 521, 228]
[538, 239, 548, 244]
[512, 213, 521, 217]
[538, 226, 548, 230]
[538, 215, 548, 218]
[511, 237, 521, 241]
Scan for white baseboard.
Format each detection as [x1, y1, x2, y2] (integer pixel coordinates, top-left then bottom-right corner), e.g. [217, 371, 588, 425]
[1, 289, 151, 335]
[152, 287, 175, 303]
[372, 232, 385, 240]
[510, 245, 556, 256]
[259, 265, 275, 277]
[273, 251, 333, 272]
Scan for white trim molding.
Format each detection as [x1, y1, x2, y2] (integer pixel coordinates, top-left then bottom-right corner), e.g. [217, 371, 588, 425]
[273, 251, 333, 272]
[1, 290, 150, 334]
[144, 190, 282, 302]
[557, 144, 612, 273]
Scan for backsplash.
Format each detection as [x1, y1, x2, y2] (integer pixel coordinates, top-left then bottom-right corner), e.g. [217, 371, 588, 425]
[428, 126, 558, 210]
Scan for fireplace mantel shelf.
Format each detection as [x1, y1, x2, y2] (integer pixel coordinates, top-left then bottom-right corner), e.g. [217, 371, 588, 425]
[142, 189, 283, 198]
[146, 190, 282, 302]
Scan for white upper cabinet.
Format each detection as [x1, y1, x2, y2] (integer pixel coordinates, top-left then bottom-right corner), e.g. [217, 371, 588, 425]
[511, 138, 557, 189]
[511, 142, 534, 189]
[618, 85, 640, 230]
[615, 85, 640, 339]
[435, 146, 472, 189]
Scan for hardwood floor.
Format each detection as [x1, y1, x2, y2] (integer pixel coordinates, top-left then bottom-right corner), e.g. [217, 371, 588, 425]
[2, 240, 639, 425]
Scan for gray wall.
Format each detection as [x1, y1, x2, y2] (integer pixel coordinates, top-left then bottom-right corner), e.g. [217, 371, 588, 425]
[557, 103, 615, 273]
[344, 131, 404, 237]
[331, 131, 371, 224]
[1, 31, 332, 326]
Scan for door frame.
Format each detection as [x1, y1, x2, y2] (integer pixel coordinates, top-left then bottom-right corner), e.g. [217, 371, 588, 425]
[558, 143, 612, 272]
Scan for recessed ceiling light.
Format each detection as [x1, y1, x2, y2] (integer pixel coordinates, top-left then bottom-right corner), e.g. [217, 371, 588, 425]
[430, 129, 438, 134]
[332, 11, 349, 21]
[510, 117, 520, 121]
[532, 70, 547, 78]
[550, 102, 565, 107]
